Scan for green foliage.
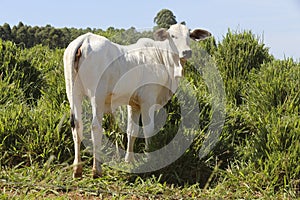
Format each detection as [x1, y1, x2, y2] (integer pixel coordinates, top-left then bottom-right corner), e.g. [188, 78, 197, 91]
[247, 59, 300, 112]
[242, 59, 300, 189]
[196, 36, 218, 56]
[0, 22, 154, 49]
[0, 39, 72, 166]
[0, 23, 12, 41]
[154, 9, 177, 29]
[215, 29, 272, 105]
[109, 27, 153, 45]
[0, 40, 43, 104]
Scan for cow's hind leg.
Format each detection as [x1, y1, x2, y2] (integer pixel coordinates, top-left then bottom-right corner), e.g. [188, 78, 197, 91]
[125, 105, 140, 162]
[91, 96, 103, 178]
[71, 93, 83, 178]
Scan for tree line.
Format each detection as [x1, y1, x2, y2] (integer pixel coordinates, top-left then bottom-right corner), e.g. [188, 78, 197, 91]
[0, 9, 179, 49]
[0, 22, 154, 49]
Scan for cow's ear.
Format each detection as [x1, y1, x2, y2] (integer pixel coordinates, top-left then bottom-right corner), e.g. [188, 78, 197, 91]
[154, 28, 169, 41]
[190, 29, 211, 41]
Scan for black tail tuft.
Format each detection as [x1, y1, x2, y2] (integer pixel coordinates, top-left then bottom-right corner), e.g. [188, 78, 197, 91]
[70, 113, 76, 129]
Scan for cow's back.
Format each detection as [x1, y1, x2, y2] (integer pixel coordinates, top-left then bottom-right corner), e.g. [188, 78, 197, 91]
[75, 33, 125, 97]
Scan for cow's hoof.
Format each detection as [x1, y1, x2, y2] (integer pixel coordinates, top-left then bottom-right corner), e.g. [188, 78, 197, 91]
[92, 170, 102, 179]
[73, 166, 83, 178]
[125, 152, 135, 163]
[73, 171, 82, 178]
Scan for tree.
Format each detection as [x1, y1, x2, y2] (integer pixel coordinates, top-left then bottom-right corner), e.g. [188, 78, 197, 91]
[0, 23, 12, 41]
[15, 25, 28, 47]
[154, 9, 177, 29]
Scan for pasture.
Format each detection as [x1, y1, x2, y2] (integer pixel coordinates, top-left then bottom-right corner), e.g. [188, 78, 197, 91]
[0, 27, 299, 199]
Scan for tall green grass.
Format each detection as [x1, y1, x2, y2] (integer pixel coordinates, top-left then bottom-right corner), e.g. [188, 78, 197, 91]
[243, 59, 300, 191]
[0, 40, 73, 166]
[215, 29, 273, 105]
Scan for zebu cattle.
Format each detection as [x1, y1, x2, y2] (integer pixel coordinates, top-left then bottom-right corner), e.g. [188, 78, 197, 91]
[63, 24, 211, 178]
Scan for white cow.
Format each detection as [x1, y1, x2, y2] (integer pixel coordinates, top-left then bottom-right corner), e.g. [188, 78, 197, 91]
[63, 24, 211, 178]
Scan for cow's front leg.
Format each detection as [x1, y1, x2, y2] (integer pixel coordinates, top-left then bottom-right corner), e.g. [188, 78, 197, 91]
[141, 104, 156, 153]
[125, 105, 140, 162]
[91, 97, 103, 178]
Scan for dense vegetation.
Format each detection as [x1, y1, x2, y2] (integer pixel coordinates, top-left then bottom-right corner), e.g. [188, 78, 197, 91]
[0, 21, 299, 199]
[0, 22, 153, 49]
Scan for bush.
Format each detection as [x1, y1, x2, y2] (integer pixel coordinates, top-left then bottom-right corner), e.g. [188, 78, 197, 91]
[242, 59, 300, 189]
[0, 40, 73, 166]
[215, 30, 272, 106]
[0, 40, 44, 105]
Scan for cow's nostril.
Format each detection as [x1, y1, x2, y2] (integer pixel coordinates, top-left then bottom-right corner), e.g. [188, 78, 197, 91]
[183, 50, 192, 59]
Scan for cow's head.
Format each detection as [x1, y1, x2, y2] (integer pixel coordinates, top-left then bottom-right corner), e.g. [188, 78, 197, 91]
[154, 24, 211, 63]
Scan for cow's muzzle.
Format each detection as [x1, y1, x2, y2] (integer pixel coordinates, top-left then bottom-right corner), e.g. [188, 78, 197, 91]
[182, 50, 192, 59]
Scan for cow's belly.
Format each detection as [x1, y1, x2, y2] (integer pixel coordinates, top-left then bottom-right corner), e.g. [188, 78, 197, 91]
[102, 64, 172, 112]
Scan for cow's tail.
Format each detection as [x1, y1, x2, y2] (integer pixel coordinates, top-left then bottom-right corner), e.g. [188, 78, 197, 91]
[63, 36, 85, 129]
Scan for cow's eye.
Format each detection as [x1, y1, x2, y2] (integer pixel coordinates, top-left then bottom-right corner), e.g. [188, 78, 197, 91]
[171, 35, 176, 39]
